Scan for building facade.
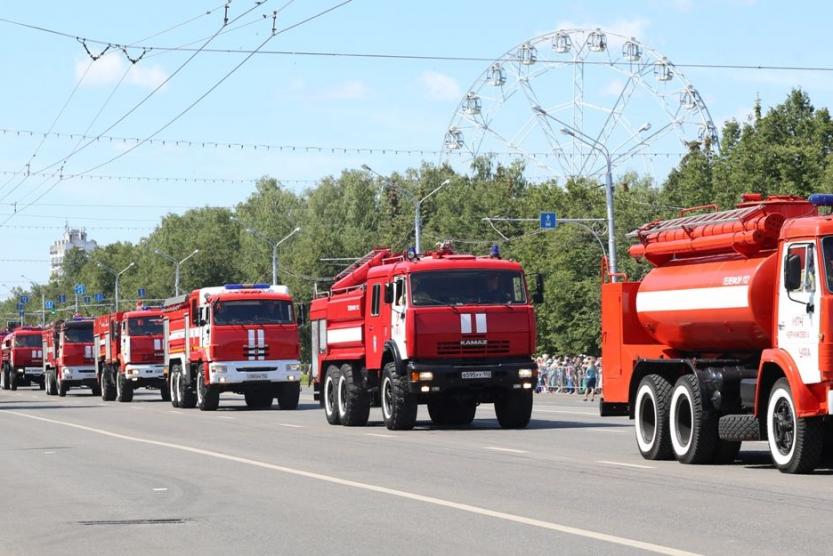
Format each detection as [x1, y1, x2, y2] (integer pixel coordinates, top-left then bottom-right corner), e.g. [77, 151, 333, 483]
[50, 226, 97, 275]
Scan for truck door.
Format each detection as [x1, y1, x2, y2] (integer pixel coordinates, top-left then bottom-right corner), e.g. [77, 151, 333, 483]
[365, 281, 384, 367]
[390, 275, 408, 359]
[778, 242, 822, 384]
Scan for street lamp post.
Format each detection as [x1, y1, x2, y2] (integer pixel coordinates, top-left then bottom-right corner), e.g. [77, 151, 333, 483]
[20, 274, 45, 326]
[243, 226, 301, 285]
[153, 249, 199, 296]
[96, 262, 135, 311]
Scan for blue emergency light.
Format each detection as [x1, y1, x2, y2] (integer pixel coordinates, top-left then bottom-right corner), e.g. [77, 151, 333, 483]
[809, 193, 833, 207]
[490, 244, 501, 258]
[224, 283, 271, 290]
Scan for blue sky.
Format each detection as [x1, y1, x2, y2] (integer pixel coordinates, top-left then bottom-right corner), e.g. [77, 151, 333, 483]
[1, 0, 832, 292]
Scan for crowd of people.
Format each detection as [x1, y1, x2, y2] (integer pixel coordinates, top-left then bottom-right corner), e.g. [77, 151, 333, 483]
[534, 354, 602, 401]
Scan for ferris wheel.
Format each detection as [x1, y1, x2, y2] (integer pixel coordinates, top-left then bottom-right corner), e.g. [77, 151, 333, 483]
[442, 28, 719, 180]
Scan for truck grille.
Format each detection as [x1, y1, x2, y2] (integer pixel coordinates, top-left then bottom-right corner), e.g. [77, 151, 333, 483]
[243, 345, 270, 359]
[436, 340, 510, 356]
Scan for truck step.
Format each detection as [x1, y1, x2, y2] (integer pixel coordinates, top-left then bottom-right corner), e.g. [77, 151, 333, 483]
[718, 414, 761, 442]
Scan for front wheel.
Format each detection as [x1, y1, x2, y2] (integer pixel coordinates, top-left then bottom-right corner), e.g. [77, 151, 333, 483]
[116, 373, 134, 403]
[494, 390, 532, 429]
[197, 374, 220, 411]
[1, 365, 9, 390]
[277, 381, 300, 410]
[58, 375, 68, 397]
[767, 378, 823, 474]
[9, 371, 17, 391]
[380, 363, 417, 431]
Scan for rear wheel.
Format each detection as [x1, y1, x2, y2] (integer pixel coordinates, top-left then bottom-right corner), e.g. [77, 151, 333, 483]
[101, 368, 116, 402]
[669, 374, 718, 464]
[494, 390, 532, 429]
[276, 381, 300, 410]
[381, 363, 417, 431]
[323, 365, 341, 425]
[634, 374, 674, 460]
[244, 390, 272, 409]
[116, 373, 134, 403]
[1, 365, 9, 390]
[337, 364, 369, 426]
[58, 374, 68, 397]
[767, 378, 823, 474]
[178, 368, 197, 409]
[197, 373, 220, 411]
[428, 397, 477, 427]
[160, 381, 171, 402]
[170, 371, 181, 408]
[9, 371, 17, 391]
[47, 371, 57, 396]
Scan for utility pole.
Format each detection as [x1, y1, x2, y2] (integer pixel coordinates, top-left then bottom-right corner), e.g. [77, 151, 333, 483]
[154, 249, 200, 296]
[243, 226, 301, 285]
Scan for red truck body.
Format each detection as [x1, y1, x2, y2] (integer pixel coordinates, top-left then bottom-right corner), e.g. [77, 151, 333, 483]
[1, 327, 44, 390]
[43, 317, 99, 397]
[310, 246, 539, 430]
[162, 284, 302, 411]
[94, 307, 167, 402]
[601, 193, 833, 473]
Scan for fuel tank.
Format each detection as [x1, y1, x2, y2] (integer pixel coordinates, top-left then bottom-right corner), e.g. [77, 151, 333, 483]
[635, 253, 777, 352]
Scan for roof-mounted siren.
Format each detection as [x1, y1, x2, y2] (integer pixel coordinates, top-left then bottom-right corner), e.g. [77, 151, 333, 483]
[444, 128, 464, 151]
[488, 63, 506, 87]
[552, 31, 571, 53]
[622, 38, 641, 61]
[654, 57, 674, 81]
[808, 193, 833, 207]
[681, 86, 701, 110]
[587, 28, 607, 52]
[463, 92, 481, 116]
[519, 43, 537, 65]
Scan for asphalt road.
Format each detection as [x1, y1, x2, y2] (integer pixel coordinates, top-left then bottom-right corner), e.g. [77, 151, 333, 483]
[1, 384, 831, 556]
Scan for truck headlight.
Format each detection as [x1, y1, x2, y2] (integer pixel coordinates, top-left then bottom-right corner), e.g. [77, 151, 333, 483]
[287, 363, 301, 372]
[210, 365, 227, 374]
[418, 371, 434, 381]
[518, 369, 533, 379]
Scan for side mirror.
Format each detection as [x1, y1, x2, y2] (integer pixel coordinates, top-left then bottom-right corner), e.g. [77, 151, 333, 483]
[532, 291, 544, 304]
[785, 254, 802, 292]
[384, 283, 393, 304]
[531, 274, 544, 304]
[295, 304, 307, 326]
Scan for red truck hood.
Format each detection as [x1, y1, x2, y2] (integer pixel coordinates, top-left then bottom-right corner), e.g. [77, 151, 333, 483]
[412, 306, 534, 359]
[11, 347, 43, 367]
[129, 336, 164, 363]
[62, 342, 94, 366]
[210, 325, 299, 361]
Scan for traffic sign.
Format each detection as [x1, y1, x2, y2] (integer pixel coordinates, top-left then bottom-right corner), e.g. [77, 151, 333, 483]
[45, 300, 55, 310]
[19, 295, 29, 304]
[83, 295, 91, 304]
[137, 288, 146, 298]
[74, 283, 86, 295]
[539, 212, 557, 229]
[16, 303, 24, 311]
[57, 294, 66, 304]
[95, 293, 105, 303]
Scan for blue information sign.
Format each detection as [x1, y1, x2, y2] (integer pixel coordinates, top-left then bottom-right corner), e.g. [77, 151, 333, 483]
[19, 295, 29, 304]
[539, 212, 557, 229]
[57, 294, 67, 304]
[74, 284, 86, 295]
[95, 293, 105, 303]
[45, 300, 55, 310]
[137, 288, 146, 298]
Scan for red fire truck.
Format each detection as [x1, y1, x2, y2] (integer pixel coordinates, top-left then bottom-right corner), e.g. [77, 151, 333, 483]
[43, 317, 99, 397]
[94, 306, 167, 403]
[601, 193, 833, 473]
[1, 327, 44, 390]
[162, 284, 302, 411]
[310, 244, 540, 431]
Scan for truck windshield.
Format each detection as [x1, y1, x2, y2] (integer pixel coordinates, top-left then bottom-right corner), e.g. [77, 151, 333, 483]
[410, 270, 527, 306]
[128, 317, 163, 336]
[823, 237, 833, 292]
[14, 335, 41, 348]
[64, 324, 93, 343]
[213, 300, 293, 325]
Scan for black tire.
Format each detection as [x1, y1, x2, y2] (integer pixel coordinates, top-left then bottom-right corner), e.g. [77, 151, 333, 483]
[323, 365, 341, 425]
[766, 378, 823, 474]
[634, 374, 674, 460]
[494, 390, 532, 429]
[178, 368, 197, 409]
[337, 364, 370, 426]
[47, 371, 57, 396]
[101, 368, 116, 402]
[718, 414, 760, 442]
[244, 390, 272, 409]
[1, 365, 9, 390]
[428, 397, 477, 426]
[381, 362, 417, 431]
[9, 371, 17, 391]
[116, 373, 134, 402]
[38, 378, 44, 391]
[90, 382, 101, 397]
[277, 381, 300, 410]
[160, 381, 171, 402]
[669, 374, 718, 464]
[822, 419, 833, 465]
[197, 373, 220, 411]
[58, 374, 68, 397]
[170, 371, 181, 408]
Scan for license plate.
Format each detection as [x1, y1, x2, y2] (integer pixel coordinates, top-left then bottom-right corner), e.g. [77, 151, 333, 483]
[461, 371, 491, 379]
[246, 373, 267, 380]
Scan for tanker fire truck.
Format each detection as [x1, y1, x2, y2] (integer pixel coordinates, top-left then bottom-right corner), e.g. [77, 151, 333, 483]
[43, 317, 99, 397]
[601, 193, 833, 473]
[310, 244, 540, 431]
[95, 307, 168, 403]
[162, 284, 302, 411]
[1, 327, 44, 390]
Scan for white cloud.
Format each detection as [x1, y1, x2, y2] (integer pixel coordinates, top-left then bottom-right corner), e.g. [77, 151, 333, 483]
[321, 80, 371, 100]
[75, 53, 168, 90]
[418, 71, 461, 101]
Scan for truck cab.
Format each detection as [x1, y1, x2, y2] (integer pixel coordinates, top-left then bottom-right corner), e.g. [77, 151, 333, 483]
[43, 317, 98, 397]
[1, 328, 44, 390]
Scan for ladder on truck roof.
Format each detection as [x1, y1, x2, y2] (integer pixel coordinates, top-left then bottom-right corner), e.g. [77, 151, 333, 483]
[332, 249, 387, 283]
[628, 205, 761, 239]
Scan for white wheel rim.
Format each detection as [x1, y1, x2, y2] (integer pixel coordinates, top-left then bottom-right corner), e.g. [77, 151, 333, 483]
[324, 374, 336, 416]
[337, 374, 347, 418]
[767, 386, 797, 466]
[634, 383, 658, 453]
[669, 383, 694, 456]
[382, 377, 392, 419]
[170, 376, 176, 401]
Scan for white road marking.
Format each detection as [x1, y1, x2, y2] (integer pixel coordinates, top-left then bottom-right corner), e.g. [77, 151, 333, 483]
[279, 423, 303, 428]
[596, 460, 656, 470]
[0, 410, 697, 556]
[218, 416, 235, 420]
[167, 411, 184, 415]
[43, 451, 55, 455]
[365, 433, 395, 438]
[152, 488, 168, 492]
[485, 446, 529, 454]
